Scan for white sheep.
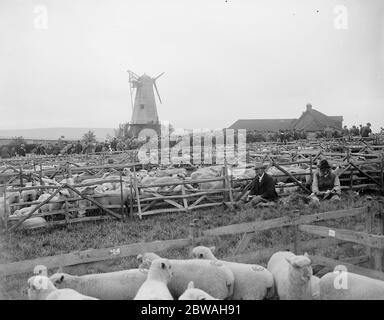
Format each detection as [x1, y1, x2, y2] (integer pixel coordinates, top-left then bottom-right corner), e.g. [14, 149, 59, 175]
[50, 268, 148, 300]
[319, 270, 384, 300]
[5, 189, 21, 205]
[20, 182, 38, 203]
[137, 252, 234, 300]
[34, 265, 48, 276]
[38, 190, 70, 212]
[134, 258, 173, 300]
[267, 251, 317, 300]
[192, 246, 274, 300]
[179, 281, 219, 300]
[27, 275, 98, 300]
[21, 217, 47, 229]
[12, 204, 38, 217]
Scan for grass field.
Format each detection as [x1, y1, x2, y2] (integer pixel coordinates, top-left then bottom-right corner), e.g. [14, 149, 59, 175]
[0, 190, 382, 300]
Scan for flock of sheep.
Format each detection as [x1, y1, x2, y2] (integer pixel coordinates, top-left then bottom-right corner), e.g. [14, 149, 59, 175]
[27, 247, 384, 300]
[0, 163, 312, 227]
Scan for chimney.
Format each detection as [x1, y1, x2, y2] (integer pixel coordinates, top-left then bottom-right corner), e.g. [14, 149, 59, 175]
[306, 103, 312, 111]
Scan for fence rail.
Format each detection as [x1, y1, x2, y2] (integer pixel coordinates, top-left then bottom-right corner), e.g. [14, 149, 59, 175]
[1, 146, 383, 231]
[2, 205, 382, 281]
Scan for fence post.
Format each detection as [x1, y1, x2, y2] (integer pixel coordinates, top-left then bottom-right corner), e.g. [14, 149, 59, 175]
[193, 218, 200, 238]
[350, 168, 354, 191]
[67, 162, 72, 178]
[222, 166, 228, 203]
[133, 167, 142, 220]
[381, 156, 384, 195]
[64, 198, 70, 227]
[39, 163, 43, 186]
[129, 175, 134, 219]
[292, 210, 300, 254]
[225, 162, 234, 206]
[309, 154, 313, 187]
[19, 164, 23, 188]
[366, 197, 374, 269]
[188, 221, 196, 247]
[375, 200, 384, 271]
[119, 170, 125, 219]
[3, 183, 8, 231]
[181, 184, 189, 212]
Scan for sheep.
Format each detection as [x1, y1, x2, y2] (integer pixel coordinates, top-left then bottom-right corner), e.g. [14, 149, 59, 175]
[191, 246, 274, 300]
[319, 270, 384, 300]
[155, 168, 188, 177]
[20, 182, 38, 203]
[134, 258, 173, 300]
[2, 189, 22, 212]
[38, 190, 71, 213]
[179, 281, 219, 300]
[137, 252, 234, 300]
[34, 265, 48, 276]
[21, 217, 47, 229]
[27, 275, 98, 300]
[50, 268, 148, 300]
[12, 204, 38, 217]
[5, 189, 21, 206]
[37, 193, 51, 212]
[77, 185, 132, 216]
[267, 251, 317, 300]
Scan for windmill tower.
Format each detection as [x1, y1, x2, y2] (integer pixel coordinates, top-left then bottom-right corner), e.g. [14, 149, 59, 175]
[127, 70, 164, 137]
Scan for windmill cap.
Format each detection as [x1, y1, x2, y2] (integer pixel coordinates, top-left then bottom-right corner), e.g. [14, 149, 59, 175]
[319, 159, 331, 170]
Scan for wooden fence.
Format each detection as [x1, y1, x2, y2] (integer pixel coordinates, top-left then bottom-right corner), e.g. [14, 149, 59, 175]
[1, 152, 384, 232]
[2, 204, 384, 283]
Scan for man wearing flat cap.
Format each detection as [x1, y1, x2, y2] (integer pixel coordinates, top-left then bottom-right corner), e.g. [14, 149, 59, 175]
[235, 164, 278, 208]
[242, 164, 278, 206]
[310, 159, 341, 204]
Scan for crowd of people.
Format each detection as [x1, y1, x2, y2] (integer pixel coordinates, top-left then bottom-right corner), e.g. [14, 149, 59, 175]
[0, 137, 145, 159]
[0, 123, 378, 159]
[246, 129, 308, 143]
[246, 122, 376, 144]
[341, 123, 372, 139]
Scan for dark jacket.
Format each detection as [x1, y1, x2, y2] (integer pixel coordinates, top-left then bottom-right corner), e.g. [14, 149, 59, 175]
[249, 173, 278, 201]
[361, 126, 371, 138]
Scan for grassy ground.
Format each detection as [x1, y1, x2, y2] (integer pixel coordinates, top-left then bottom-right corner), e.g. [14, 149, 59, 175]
[0, 190, 382, 299]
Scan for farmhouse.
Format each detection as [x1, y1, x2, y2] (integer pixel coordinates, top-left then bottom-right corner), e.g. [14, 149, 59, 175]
[229, 104, 343, 132]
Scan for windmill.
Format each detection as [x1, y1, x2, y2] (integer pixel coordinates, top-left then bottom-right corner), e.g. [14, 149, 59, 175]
[127, 70, 164, 137]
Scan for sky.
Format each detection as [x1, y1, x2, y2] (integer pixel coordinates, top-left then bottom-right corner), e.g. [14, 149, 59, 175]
[0, 0, 383, 132]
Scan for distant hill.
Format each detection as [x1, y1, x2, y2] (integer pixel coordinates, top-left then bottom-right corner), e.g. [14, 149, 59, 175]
[0, 128, 115, 141]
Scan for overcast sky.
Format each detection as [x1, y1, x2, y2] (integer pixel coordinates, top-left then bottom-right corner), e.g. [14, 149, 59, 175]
[0, 0, 383, 132]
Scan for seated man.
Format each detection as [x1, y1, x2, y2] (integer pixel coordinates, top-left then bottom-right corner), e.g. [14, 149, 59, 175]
[237, 165, 278, 207]
[310, 159, 341, 205]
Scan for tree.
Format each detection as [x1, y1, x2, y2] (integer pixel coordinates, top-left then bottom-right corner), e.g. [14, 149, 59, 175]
[9, 136, 26, 149]
[82, 130, 97, 143]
